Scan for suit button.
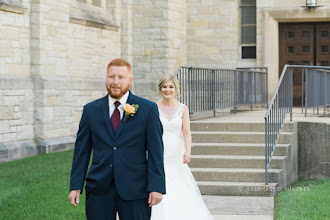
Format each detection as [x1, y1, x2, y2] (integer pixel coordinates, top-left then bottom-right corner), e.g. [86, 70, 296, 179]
[113, 147, 117, 150]
[110, 164, 113, 168]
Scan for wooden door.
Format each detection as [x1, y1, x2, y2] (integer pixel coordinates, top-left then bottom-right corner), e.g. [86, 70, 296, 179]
[279, 22, 330, 106]
[316, 23, 330, 67]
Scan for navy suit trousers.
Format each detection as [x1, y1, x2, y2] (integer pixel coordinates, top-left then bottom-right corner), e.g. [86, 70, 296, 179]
[85, 181, 151, 220]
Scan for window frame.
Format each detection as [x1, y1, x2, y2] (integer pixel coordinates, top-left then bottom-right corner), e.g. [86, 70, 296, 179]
[240, 0, 257, 60]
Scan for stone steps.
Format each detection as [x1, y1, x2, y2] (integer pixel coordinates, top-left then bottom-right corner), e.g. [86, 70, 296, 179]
[191, 121, 294, 132]
[191, 168, 282, 183]
[192, 143, 290, 156]
[191, 131, 293, 144]
[197, 181, 279, 197]
[190, 121, 294, 197]
[189, 155, 285, 169]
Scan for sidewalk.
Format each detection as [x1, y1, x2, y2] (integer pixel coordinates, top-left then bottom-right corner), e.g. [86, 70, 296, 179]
[196, 107, 330, 124]
[203, 195, 274, 220]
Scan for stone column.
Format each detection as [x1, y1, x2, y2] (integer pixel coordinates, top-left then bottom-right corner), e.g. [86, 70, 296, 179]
[30, 0, 74, 152]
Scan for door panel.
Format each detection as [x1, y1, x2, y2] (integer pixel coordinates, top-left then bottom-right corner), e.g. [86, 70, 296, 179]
[316, 23, 330, 67]
[279, 22, 330, 106]
[279, 23, 314, 106]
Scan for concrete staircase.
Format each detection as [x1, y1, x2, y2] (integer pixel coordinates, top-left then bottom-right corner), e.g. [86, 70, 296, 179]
[190, 121, 296, 197]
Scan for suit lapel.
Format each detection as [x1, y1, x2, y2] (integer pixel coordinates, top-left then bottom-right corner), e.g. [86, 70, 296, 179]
[102, 95, 115, 140]
[115, 91, 135, 139]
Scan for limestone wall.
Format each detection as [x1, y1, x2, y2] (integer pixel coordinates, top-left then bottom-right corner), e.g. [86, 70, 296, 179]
[0, 0, 33, 147]
[168, 0, 187, 76]
[0, 0, 119, 162]
[187, 0, 239, 69]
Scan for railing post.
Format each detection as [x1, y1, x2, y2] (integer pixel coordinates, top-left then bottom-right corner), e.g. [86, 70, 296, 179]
[305, 69, 308, 117]
[212, 70, 216, 117]
[234, 71, 237, 113]
[265, 117, 268, 185]
[266, 68, 269, 109]
[290, 68, 293, 121]
[302, 69, 304, 114]
[325, 70, 327, 116]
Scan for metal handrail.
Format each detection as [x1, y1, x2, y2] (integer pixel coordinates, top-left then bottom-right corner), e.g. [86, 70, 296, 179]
[174, 66, 268, 115]
[264, 65, 330, 185]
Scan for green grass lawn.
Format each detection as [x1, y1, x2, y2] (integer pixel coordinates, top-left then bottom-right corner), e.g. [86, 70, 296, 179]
[0, 150, 85, 220]
[274, 178, 330, 220]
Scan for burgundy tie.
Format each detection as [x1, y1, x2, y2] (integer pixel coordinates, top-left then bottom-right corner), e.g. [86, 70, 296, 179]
[111, 101, 121, 132]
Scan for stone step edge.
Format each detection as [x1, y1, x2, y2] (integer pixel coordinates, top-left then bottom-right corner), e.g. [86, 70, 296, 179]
[190, 168, 282, 173]
[191, 131, 293, 135]
[191, 155, 286, 159]
[197, 181, 278, 187]
[192, 143, 290, 147]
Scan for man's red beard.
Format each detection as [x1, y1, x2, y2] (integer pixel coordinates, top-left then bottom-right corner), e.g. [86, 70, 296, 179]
[106, 84, 130, 99]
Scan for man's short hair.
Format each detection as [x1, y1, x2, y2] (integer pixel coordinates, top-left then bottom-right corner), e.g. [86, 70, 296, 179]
[107, 58, 132, 74]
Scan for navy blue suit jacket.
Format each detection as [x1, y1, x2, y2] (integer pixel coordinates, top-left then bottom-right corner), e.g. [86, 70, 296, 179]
[70, 92, 166, 200]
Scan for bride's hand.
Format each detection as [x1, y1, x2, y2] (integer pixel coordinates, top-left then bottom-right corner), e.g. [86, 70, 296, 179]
[183, 152, 191, 164]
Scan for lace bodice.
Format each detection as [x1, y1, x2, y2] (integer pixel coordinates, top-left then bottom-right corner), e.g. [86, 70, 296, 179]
[157, 102, 185, 160]
[158, 103, 184, 135]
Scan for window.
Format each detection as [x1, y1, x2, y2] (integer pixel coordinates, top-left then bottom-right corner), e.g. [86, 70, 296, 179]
[288, 46, 295, 54]
[302, 61, 309, 65]
[321, 31, 329, 39]
[302, 46, 309, 53]
[288, 32, 295, 39]
[242, 46, 256, 59]
[320, 61, 328, 66]
[241, 0, 256, 59]
[302, 31, 310, 39]
[321, 46, 328, 53]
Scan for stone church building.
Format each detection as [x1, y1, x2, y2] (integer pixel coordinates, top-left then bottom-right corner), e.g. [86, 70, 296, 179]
[0, 0, 329, 161]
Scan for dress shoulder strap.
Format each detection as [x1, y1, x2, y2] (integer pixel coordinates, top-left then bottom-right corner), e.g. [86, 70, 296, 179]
[177, 103, 185, 118]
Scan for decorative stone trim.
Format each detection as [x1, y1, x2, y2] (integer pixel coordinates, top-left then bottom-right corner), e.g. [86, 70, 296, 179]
[69, 1, 119, 31]
[0, 0, 27, 14]
[37, 137, 75, 154]
[0, 138, 76, 162]
[0, 141, 38, 162]
[33, 76, 105, 90]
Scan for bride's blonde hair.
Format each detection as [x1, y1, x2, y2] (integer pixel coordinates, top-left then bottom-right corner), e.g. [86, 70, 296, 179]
[158, 75, 180, 96]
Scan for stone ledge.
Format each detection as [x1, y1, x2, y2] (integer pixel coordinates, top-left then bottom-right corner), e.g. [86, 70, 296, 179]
[0, 75, 105, 90]
[37, 136, 75, 154]
[0, 137, 76, 163]
[0, 0, 27, 14]
[34, 76, 105, 90]
[0, 140, 38, 162]
[0, 76, 34, 90]
[69, 1, 119, 31]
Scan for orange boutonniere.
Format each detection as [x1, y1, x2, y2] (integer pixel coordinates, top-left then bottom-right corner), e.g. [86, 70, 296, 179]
[123, 104, 139, 121]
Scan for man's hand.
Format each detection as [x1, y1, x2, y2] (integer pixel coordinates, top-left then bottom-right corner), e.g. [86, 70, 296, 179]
[148, 192, 162, 207]
[68, 190, 81, 206]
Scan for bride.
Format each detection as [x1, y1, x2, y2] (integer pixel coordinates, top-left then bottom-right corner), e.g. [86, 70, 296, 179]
[151, 75, 213, 220]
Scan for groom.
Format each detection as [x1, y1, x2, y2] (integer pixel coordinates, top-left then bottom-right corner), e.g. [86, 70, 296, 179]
[68, 58, 166, 220]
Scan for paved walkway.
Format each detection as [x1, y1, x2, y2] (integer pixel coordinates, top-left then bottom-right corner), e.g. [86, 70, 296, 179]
[203, 196, 273, 220]
[196, 107, 330, 124]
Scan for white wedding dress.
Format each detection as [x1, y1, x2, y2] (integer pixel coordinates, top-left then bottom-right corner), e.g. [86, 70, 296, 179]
[151, 103, 214, 220]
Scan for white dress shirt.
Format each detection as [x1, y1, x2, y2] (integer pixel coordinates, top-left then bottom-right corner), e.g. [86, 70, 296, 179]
[108, 91, 129, 120]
